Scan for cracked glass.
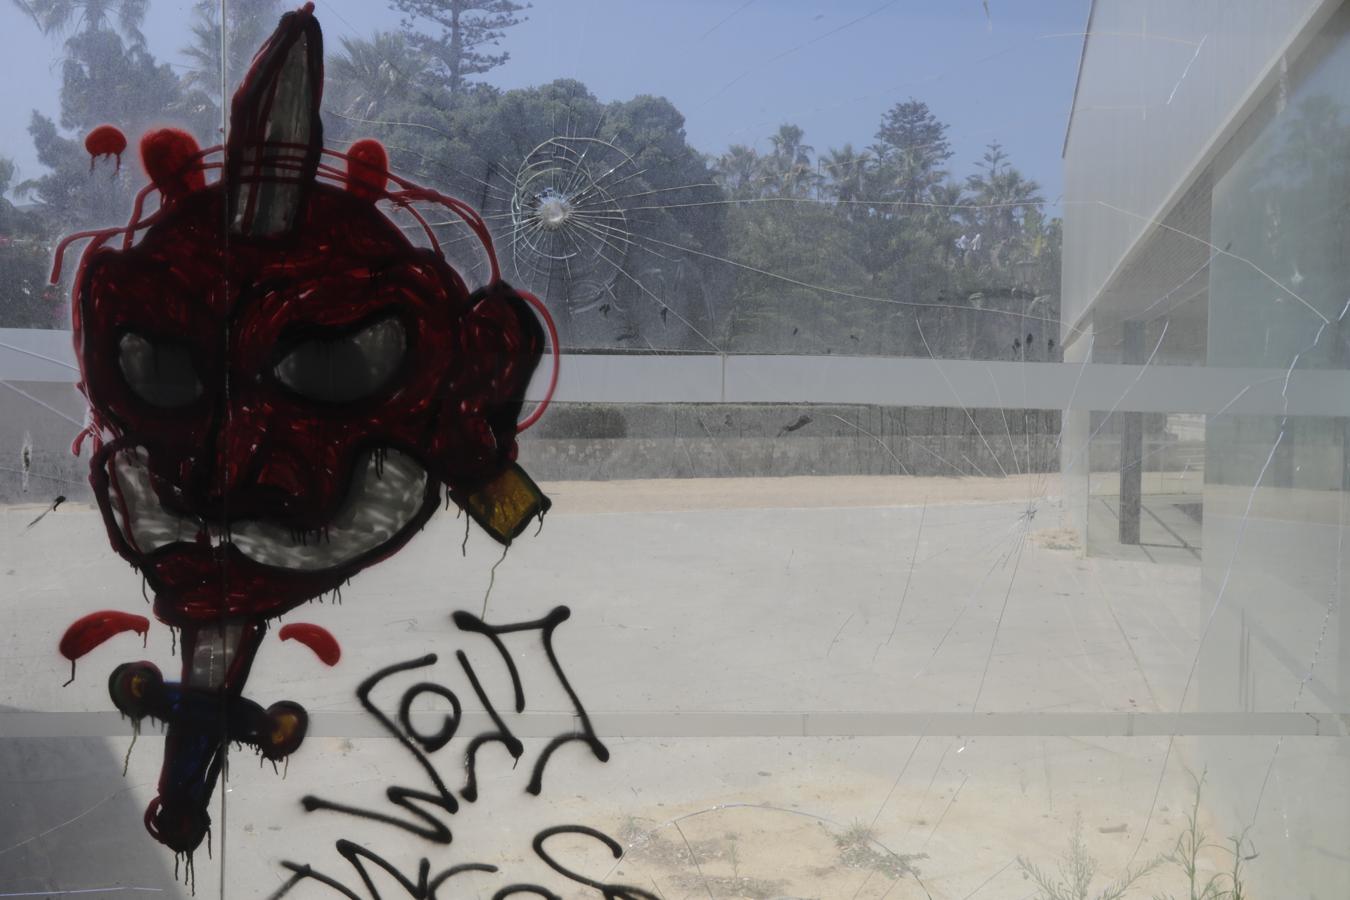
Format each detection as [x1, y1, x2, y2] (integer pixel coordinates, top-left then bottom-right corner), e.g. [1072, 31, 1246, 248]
[1, 1, 1347, 898]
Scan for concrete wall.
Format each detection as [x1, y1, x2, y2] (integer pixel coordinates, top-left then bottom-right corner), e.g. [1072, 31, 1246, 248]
[0, 386, 1062, 502]
[519, 404, 1060, 481]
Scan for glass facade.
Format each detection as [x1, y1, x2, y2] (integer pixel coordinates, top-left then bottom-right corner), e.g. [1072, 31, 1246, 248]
[1200, 6, 1350, 889]
[1, 1, 1347, 898]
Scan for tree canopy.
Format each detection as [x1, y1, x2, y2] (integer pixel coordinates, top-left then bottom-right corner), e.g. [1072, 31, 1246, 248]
[393, 0, 528, 98]
[3, 3, 1060, 361]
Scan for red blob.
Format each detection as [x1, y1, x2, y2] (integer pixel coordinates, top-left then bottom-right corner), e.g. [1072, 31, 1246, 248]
[346, 138, 388, 201]
[278, 623, 341, 666]
[85, 125, 127, 173]
[140, 129, 206, 200]
[59, 610, 149, 661]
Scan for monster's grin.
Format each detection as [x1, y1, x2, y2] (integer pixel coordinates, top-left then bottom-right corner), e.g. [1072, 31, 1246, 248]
[106, 445, 430, 571]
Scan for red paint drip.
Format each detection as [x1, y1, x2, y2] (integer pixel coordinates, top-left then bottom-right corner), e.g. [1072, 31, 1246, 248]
[59, 610, 150, 661]
[278, 623, 341, 666]
[85, 125, 127, 173]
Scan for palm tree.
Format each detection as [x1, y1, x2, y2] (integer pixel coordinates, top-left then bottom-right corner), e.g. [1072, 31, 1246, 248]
[925, 181, 966, 265]
[716, 144, 764, 200]
[766, 123, 820, 199]
[180, 0, 282, 102]
[870, 100, 953, 209]
[821, 143, 872, 209]
[327, 32, 433, 121]
[887, 144, 948, 206]
[10, 0, 147, 43]
[965, 142, 1043, 263]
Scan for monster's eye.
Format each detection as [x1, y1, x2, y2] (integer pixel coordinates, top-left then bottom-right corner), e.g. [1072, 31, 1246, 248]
[273, 317, 407, 403]
[118, 333, 203, 408]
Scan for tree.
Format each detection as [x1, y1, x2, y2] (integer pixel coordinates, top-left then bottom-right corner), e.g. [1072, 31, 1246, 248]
[875, 98, 951, 166]
[924, 181, 966, 266]
[180, 0, 283, 125]
[711, 104, 1063, 358]
[20, 26, 184, 227]
[765, 123, 821, 199]
[327, 32, 436, 121]
[0, 156, 60, 327]
[965, 141, 1044, 265]
[1021, 207, 1062, 297]
[721, 196, 868, 353]
[715, 144, 765, 200]
[9, 0, 148, 44]
[322, 75, 727, 351]
[12, 0, 186, 333]
[394, 0, 529, 99]
[873, 98, 952, 204]
[821, 143, 872, 208]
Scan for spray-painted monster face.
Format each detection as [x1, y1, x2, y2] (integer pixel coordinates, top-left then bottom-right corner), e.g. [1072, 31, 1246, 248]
[70, 5, 549, 626]
[55, 3, 557, 857]
[77, 179, 545, 623]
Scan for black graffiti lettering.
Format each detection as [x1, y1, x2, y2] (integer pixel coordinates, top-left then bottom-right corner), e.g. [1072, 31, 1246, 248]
[452, 606, 610, 795]
[449, 611, 526, 712]
[337, 841, 431, 899]
[491, 887, 562, 900]
[527, 730, 610, 797]
[301, 655, 460, 842]
[426, 863, 499, 897]
[272, 862, 363, 900]
[398, 682, 462, 753]
[273, 828, 650, 900]
[457, 648, 525, 802]
[532, 826, 661, 900]
[287, 610, 621, 895]
[271, 852, 498, 900]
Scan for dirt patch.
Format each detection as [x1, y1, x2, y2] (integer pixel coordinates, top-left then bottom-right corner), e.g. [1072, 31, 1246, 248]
[613, 812, 930, 900]
[1031, 526, 1081, 551]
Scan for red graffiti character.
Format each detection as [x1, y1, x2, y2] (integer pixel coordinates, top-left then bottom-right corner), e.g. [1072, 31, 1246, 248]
[54, 3, 556, 858]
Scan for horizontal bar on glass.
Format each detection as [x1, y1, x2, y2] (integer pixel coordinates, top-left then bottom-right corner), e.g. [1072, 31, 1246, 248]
[6, 328, 1350, 416]
[3, 710, 1345, 738]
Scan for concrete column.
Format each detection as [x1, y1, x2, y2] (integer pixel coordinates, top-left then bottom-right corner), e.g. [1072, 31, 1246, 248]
[1058, 328, 1093, 544]
[1119, 320, 1145, 544]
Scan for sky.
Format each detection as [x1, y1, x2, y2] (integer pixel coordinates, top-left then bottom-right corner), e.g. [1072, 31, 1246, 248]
[0, 0, 1089, 210]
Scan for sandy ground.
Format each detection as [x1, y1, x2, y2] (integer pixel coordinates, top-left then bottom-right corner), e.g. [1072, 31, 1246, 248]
[2, 477, 1344, 898]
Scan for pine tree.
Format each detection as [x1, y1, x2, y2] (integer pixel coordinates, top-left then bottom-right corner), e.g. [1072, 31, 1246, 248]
[874, 98, 952, 204]
[875, 98, 952, 167]
[16, 0, 184, 229]
[393, 0, 529, 98]
[0, 156, 59, 327]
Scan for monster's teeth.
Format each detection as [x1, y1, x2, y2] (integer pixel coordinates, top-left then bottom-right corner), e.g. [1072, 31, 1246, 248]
[229, 449, 427, 571]
[109, 447, 427, 571]
[111, 448, 200, 553]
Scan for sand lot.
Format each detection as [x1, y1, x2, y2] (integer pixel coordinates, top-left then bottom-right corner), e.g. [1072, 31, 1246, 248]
[1, 477, 1342, 898]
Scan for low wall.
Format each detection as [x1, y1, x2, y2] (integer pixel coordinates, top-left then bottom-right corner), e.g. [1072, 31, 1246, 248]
[518, 403, 1061, 480]
[0, 386, 1063, 502]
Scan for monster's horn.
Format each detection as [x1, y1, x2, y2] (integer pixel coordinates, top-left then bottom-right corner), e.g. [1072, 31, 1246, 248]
[226, 2, 323, 238]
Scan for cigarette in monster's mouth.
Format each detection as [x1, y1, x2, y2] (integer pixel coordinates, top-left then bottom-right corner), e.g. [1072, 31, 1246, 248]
[106, 446, 429, 571]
